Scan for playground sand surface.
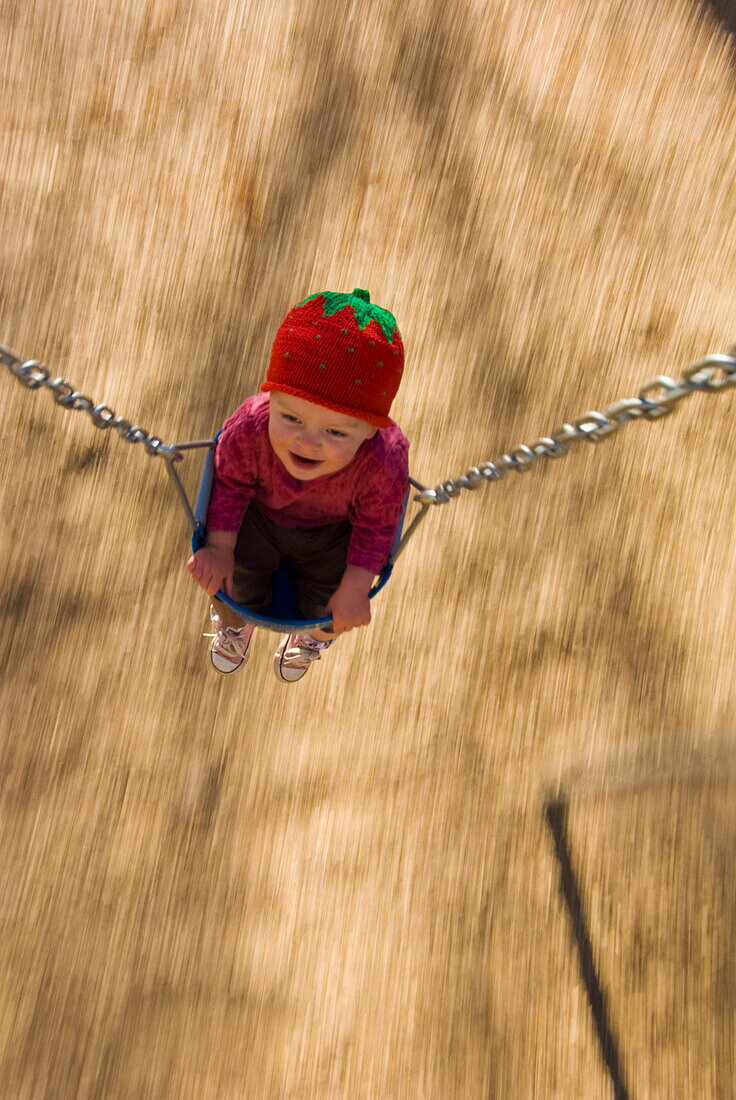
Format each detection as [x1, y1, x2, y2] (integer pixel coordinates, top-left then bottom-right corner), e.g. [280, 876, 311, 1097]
[2, 1, 736, 1096]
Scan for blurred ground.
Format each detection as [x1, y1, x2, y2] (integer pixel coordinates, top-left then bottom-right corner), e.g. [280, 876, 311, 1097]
[1, 1, 736, 1096]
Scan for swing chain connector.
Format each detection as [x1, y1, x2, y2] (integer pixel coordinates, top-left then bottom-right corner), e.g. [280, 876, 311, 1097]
[414, 347, 736, 505]
[1, 342, 220, 528]
[0, 343, 182, 460]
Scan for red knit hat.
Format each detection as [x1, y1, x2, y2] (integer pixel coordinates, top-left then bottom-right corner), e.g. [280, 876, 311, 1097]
[261, 289, 404, 427]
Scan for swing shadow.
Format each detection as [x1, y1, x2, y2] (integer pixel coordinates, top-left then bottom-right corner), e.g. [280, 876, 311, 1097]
[544, 800, 630, 1100]
[545, 760, 736, 1099]
[703, 0, 736, 41]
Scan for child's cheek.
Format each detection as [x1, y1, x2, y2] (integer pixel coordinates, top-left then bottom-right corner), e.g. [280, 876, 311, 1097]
[270, 419, 290, 449]
[338, 439, 360, 467]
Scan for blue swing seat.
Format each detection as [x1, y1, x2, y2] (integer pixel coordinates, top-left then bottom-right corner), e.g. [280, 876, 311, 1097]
[191, 438, 406, 634]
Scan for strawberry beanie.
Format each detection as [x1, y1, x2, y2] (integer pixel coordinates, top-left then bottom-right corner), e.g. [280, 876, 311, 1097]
[261, 289, 404, 428]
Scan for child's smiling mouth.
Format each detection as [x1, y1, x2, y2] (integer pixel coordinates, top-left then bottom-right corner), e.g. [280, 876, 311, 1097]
[289, 451, 322, 468]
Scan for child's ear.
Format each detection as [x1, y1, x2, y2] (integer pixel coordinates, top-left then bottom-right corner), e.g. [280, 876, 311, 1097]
[366, 425, 378, 439]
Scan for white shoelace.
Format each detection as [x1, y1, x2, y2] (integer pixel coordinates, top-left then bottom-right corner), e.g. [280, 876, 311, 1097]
[285, 634, 332, 669]
[205, 625, 252, 661]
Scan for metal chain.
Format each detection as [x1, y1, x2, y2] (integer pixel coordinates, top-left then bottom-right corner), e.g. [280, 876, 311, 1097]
[0, 341, 223, 527]
[414, 347, 736, 505]
[5, 338, 736, 520]
[0, 342, 182, 459]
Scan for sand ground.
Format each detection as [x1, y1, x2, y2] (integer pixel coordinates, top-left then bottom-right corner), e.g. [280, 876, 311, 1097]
[2, 1, 736, 1096]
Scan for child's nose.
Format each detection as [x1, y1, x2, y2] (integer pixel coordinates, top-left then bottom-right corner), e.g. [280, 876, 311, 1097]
[298, 427, 321, 452]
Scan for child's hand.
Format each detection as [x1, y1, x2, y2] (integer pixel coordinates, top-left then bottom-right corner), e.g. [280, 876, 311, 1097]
[325, 566, 375, 634]
[325, 587, 371, 635]
[187, 545, 234, 597]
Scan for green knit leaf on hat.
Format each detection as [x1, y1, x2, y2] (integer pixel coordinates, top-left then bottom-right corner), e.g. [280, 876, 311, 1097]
[302, 290, 399, 342]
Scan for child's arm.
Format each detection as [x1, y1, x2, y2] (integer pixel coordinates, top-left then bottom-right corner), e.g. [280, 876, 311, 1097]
[334, 447, 408, 635]
[187, 530, 237, 597]
[347, 433, 409, 587]
[188, 402, 260, 599]
[324, 564, 376, 635]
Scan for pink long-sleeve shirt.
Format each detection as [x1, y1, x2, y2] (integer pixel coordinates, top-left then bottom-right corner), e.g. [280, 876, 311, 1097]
[207, 393, 410, 575]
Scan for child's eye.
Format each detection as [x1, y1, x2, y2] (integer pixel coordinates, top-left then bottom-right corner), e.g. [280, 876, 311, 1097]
[327, 429, 347, 438]
[282, 413, 300, 423]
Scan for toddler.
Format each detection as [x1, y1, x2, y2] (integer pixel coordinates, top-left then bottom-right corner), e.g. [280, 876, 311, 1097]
[187, 288, 409, 682]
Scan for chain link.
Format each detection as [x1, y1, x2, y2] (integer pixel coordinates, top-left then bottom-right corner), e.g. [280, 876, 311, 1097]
[0, 343, 178, 459]
[414, 348, 736, 504]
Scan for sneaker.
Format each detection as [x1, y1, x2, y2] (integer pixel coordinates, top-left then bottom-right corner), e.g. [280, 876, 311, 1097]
[207, 607, 255, 674]
[273, 633, 333, 683]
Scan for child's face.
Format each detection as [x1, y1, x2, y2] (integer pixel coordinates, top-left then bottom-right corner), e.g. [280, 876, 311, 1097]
[268, 391, 377, 480]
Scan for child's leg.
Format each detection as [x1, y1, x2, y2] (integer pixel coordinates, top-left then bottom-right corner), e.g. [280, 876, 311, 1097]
[271, 525, 349, 683]
[211, 507, 284, 626]
[287, 520, 352, 632]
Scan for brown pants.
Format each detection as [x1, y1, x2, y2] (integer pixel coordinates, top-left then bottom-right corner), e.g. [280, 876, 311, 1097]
[212, 506, 351, 627]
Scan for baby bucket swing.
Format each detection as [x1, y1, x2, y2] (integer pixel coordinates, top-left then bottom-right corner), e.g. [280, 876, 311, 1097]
[187, 434, 431, 634]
